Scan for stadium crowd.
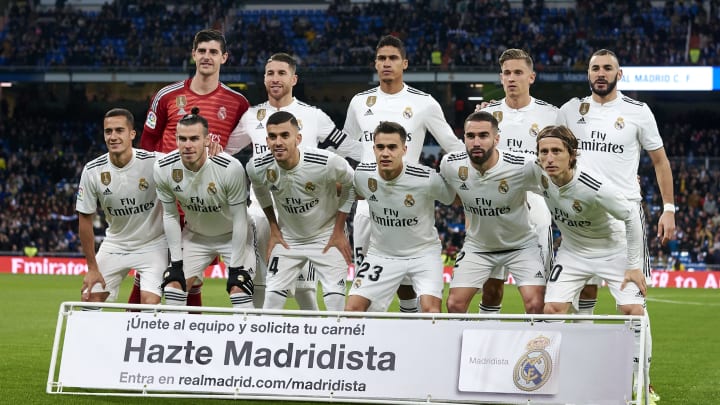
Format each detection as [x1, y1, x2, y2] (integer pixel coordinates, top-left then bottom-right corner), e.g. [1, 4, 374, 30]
[1, 0, 719, 69]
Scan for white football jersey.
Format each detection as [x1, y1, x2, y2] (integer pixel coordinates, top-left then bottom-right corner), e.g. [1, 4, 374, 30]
[153, 151, 248, 237]
[440, 150, 540, 251]
[344, 84, 464, 163]
[227, 97, 360, 160]
[354, 163, 455, 257]
[246, 147, 355, 243]
[482, 97, 558, 157]
[533, 164, 642, 267]
[76, 149, 166, 253]
[557, 91, 664, 201]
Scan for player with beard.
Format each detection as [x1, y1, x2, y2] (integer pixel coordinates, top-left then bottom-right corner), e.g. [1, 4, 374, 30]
[479, 49, 556, 317]
[558, 49, 674, 403]
[228, 53, 360, 310]
[440, 111, 544, 314]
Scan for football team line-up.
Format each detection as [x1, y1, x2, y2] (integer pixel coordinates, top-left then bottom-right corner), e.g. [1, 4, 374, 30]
[78, 29, 674, 401]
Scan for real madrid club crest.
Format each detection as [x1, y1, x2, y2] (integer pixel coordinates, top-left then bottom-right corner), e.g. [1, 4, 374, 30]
[366, 96, 376, 107]
[493, 111, 503, 123]
[267, 169, 277, 183]
[513, 335, 553, 392]
[529, 123, 540, 137]
[572, 199, 583, 213]
[541, 175, 549, 189]
[404, 194, 415, 207]
[579, 102, 590, 115]
[176, 96, 187, 115]
[100, 172, 111, 186]
[403, 107, 413, 119]
[305, 181, 316, 192]
[458, 166, 468, 181]
[353, 278, 362, 288]
[208, 182, 217, 195]
[498, 179, 509, 194]
[368, 178, 377, 192]
[297, 119, 303, 130]
[172, 169, 183, 183]
[138, 178, 149, 191]
[614, 117, 625, 130]
[257, 109, 266, 121]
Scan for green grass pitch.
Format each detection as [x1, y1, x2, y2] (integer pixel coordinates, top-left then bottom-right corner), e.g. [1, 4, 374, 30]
[1, 273, 717, 404]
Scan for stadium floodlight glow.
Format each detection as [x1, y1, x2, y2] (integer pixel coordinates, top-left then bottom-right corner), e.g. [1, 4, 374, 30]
[0, 82, 11, 87]
[618, 66, 715, 91]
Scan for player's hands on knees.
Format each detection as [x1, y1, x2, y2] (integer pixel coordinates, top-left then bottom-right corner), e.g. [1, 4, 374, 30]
[227, 266, 254, 295]
[161, 260, 186, 292]
[621, 268, 647, 297]
[266, 229, 290, 261]
[323, 231, 353, 266]
[81, 268, 106, 301]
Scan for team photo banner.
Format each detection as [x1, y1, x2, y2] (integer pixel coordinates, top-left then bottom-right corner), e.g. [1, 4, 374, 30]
[52, 308, 635, 404]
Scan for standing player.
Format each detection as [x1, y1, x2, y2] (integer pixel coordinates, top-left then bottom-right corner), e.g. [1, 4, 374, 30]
[535, 125, 650, 401]
[347, 122, 455, 313]
[344, 35, 464, 313]
[153, 109, 254, 309]
[129, 28, 251, 308]
[77, 108, 165, 305]
[228, 52, 361, 309]
[246, 111, 355, 311]
[558, 49, 674, 402]
[479, 48, 557, 316]
[440, 111, 545, 314]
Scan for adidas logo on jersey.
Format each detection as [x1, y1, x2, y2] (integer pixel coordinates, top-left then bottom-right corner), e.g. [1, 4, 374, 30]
[255, 123, 264, 130]
[102, 188, 112, 195]
[364, 109, 373, 116]
[270, 185, 279, 191]
[535, 271, 545, 278]
[368, 194, 378, 201]
[577, 117, 586, 124]
[337, 279, 346, 286]
[173, 185, 183, 192]
[298, 274, 305, 281]
[459, 183, 469, 190]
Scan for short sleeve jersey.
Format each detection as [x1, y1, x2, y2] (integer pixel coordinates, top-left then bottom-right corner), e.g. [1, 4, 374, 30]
[246, 147, 355, 244]
[440, 150, 539, 251]
[228, 98, 354, 158]
[353, 163, 455, 257]
[141, 79, 250, 153]
[153, 151, 247, 237]
[557, 91, 664, 201]
[482, 97, 558, 157]
[534, 164, 638, 262]
[76, 149, 166, 253]
[344, 84, 464, 163]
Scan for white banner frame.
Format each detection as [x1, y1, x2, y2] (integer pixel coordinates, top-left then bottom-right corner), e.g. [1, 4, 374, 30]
[48, 302, 648, 404]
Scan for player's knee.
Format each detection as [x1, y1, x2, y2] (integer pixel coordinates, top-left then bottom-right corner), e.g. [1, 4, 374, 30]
[140, 293, 161, 305]
[618, 304, 645, 316]
[481, 279, 504, 304]
[580, 285, 598, 299]
[543, 302, 567, 314]
[344, 296, 369, 312]
[446, 295, 469, 313]
[396, 284, 417, 300]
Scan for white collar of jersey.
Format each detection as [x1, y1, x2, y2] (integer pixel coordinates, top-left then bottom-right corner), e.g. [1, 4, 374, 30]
[589, 90, 623, 107]
[377, 83, 407, 97]
[502, 96, 535, 112]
